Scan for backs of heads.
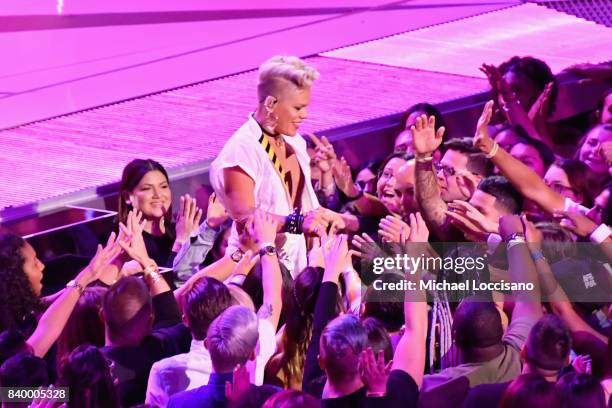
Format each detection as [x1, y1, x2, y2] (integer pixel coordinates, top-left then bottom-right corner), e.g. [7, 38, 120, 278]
[185, 277, 234, 341]
[500, 373, 559, 408]
[0, 232, 25, 272]
[0, 352, 48, 388]
[57, 286, 107, 365]
[0, 329, 28, 367]
[283, 267, 324, 342]
[320, 314, 368, 379]
[102, 277, 153, 346]
[118, 158, 170, 224]
[58, 345, 120, 408]
[498, 56, 554, 93]
[477, 175, 523, 215]
[524, 314, 571, 372]
[263, 390, 321, 408]
[243, 261, 293, 312]
[452, 301, 503, 351]
[535, 222, 576, 263]
[556, 372, 606, 408]
[363, 273, 405, 333]
[443, 138, 493, 177]
[206, 305, 259, 372]
[257, 56, 320, 103]
[361, 317, 393, 363]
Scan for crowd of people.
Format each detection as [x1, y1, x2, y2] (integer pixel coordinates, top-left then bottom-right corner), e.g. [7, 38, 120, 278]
[0, 55, 611, 408]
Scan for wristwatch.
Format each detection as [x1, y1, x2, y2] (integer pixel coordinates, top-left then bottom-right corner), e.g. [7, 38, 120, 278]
[258, 245, 277, 257]
[66, 279, 85, 295]
[231, 248, 245, 263]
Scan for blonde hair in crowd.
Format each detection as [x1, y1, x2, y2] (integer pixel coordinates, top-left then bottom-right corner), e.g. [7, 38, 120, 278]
[257, 56, 320, 102]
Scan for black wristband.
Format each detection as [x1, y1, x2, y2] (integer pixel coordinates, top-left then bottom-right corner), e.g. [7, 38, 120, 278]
[346, 189, 364, 202]
[284, 208, 304, 234]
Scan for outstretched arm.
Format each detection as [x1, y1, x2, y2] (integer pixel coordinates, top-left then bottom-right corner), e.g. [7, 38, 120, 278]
[412, 114, 451, 240]
[474, 101, 565, 214]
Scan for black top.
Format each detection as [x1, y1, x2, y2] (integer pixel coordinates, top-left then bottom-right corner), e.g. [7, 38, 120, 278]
[101, 291, 191, 407]
[461, 381, 510, 408]
[142, 222, 177, 268]
[302, 282, 419, 408]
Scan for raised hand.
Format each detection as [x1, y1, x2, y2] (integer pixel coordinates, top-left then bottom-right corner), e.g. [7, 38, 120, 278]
[571, 354, 592, 374]
[359, 348, 392, 396]
[407, 212, 430, 243]
[479, 63, 512, 98]
[118, 210, 151, 267]
[473, 100, 496, 154]
[81, 232, 123, 285]
[498, 214, 524, 241]
[250, 209, 279, 246]
[411, 114, 445, 156]
[231, 250, 260, 277]
[323, 234, 351, 282]
[446, 200, 499, 241]
[521, 214, 543, 252]
[175, 194, 203, 244]
[308, 133, 337, 173]
[332, 156, 360, 197]
[303, 208, 330, 237]
[205, 192, 229, 229]
[554, 210, 599, 237]
[225, 364, 250, 407]
[352, 232, 385, 263]
[378, 215, 411, 244]
[528, 82, 554, 138]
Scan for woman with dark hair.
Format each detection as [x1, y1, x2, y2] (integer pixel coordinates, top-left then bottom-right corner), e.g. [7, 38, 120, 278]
[55, 286, 106, 368]
[556, 372, 606, 408]
[544, 159, 594, 208]
[576, 124, 612, 193]
[500, 373, 559, 408]
[118, 159, 226, 284]
[265, 266, 344, 390]
[58, 344, 122, 408]
[402, 102, 446, 133]
[354, 159, 383, 196]
[0, 233, 46, 335]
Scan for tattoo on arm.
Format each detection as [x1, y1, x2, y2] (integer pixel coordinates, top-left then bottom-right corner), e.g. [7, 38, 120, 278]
[257, 303, 273, 319]
[415, 162, 451, 240]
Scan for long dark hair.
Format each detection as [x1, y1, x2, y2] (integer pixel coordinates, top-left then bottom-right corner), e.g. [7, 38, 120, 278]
[554, 159, 594, 207]
[56, 287, 106, 368]
[0, 233, 44, 334]
[118, 159, 173, 225]
[498, 56, 556, 113]
[58, 345, 121, 408]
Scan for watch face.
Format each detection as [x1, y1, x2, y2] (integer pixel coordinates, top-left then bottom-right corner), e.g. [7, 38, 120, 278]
[261, 245, 276, 255]
[231, 249, 244, 262]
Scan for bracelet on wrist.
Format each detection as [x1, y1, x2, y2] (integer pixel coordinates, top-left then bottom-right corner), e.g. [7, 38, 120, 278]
[531, 250, 547, 263]
[415, 154, 434, 163]
[144, 263, 162, 283]
[590, 224, 611, 244]
[346, 189, 364, 202]
[284, 208, 304, 234]
[485, 142, 499, 159]
[366, 391, 386, 398]
[66, 279, 85, 295]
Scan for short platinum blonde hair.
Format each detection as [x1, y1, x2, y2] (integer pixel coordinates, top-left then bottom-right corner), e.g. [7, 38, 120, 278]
[321, 314, 367, 380]
[257, 55, 320, 102]
[206, 305, 259, 371]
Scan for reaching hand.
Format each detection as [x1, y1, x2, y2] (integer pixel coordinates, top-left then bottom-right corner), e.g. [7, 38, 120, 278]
[359, 348, 392, 395]
[250, 209, 278, 245]
[303, 208, 330, 237]
[225, 364, 250, 408]
[554, 210, 599, 237]
[407, 212, 430, 243]
[232, 250, 260, 276]
[571, 354, 592, 374]
[479, 63, 512, 99]
[528, 82, 554, 138]
[176, 194, 203, 243]
[118, 210, 151, 267]
[81, 232, 123, 285]
[206, 192, 229, 229]
[308, 133, 337, 173]
[411, 114, 445, 156]
[521, 215, 543, 252]
[332, 157, 360, 197]
[323, 234, 351, 282]
[446, 200, 499, 241]
[351, 232, 385, 264]
[498, 214, 524, 241]
[473, 100, 496, 154]
[378, 215, 411, 244]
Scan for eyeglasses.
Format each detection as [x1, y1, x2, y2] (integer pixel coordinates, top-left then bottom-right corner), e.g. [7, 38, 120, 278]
[548, 182, 578, 196]
[434, 163, 479, 178]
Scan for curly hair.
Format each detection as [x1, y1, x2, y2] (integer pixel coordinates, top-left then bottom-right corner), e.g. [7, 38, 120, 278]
[0, 233, 44, 333]
[497, 56, 557, 113]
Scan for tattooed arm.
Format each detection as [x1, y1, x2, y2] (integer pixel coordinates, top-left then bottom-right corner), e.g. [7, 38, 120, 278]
[411, 114, 453, 240]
